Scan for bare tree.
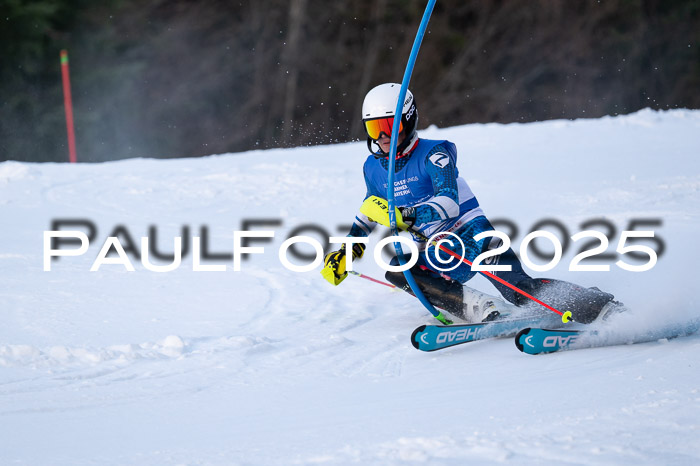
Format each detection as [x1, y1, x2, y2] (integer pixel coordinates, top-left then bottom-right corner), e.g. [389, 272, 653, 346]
[280, 0, 308, 144]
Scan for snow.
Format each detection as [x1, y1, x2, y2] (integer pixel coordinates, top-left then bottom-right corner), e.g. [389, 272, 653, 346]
[2, 108, 700, 464]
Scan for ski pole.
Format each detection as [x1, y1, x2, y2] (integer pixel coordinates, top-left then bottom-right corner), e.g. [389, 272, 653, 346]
[348, 270, 397, 289]
[406, 227, 573, 323]
[349, 270, 453, 324]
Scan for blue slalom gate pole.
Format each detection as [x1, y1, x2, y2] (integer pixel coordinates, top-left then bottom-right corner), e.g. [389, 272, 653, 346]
[386, 0, 451, 325]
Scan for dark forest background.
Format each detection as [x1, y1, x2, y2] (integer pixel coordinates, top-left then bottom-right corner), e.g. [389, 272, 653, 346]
[1, 0, 699, 163]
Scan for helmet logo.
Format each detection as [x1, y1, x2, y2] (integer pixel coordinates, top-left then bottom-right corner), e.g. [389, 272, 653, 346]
[405, 103, 416, 121]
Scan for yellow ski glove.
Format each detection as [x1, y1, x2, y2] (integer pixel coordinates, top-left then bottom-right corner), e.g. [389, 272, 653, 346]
[359, 196, 415, 231]
[320, 243, 366, 286]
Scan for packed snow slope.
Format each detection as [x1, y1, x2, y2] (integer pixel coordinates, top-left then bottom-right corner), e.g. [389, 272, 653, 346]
[1, 109, 700, 465]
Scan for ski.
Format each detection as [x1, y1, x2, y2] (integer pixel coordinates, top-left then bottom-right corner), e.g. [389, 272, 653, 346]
[515, 319, 700, 355]
[514, 328, 587, 354]
[411, 314, 563, 352]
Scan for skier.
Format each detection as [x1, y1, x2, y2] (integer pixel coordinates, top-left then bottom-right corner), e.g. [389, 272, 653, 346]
[321, 83, 620, 324]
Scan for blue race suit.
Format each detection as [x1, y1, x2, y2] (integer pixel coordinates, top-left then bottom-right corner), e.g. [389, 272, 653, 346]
[348, 137, 531, 304]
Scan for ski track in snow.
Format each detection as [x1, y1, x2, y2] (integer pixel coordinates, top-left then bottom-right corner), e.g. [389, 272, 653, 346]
[1, 109, 700, 465]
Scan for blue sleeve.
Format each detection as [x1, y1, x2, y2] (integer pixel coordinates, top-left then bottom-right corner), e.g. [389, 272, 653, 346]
[362, 163, 373, 200]
[413, 143, 461, 225]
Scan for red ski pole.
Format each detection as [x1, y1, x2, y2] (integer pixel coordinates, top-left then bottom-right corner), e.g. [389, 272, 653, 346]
[349, 270, 397, 289]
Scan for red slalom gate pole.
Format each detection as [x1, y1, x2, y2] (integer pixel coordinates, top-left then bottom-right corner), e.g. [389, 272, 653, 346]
[60, 50, 77, 163]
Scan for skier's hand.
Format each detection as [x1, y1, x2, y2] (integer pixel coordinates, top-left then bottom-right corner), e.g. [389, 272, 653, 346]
[359, 196, 413, 231]
[320, 243, 366, 286]
[398, 206, 416, 228]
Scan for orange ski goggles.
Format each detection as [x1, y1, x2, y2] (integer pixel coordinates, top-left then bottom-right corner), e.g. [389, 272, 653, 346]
[364, 116, 403, 140]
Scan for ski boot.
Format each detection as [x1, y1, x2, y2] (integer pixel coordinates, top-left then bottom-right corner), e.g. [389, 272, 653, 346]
[513, 278, 623, 324]
[385, 266, 515, 323]
[595, 298, 627, 322]
[461, 287, 518, 323]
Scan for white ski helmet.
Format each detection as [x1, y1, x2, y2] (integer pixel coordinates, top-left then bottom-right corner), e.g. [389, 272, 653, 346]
[362, 83, 418, 156]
